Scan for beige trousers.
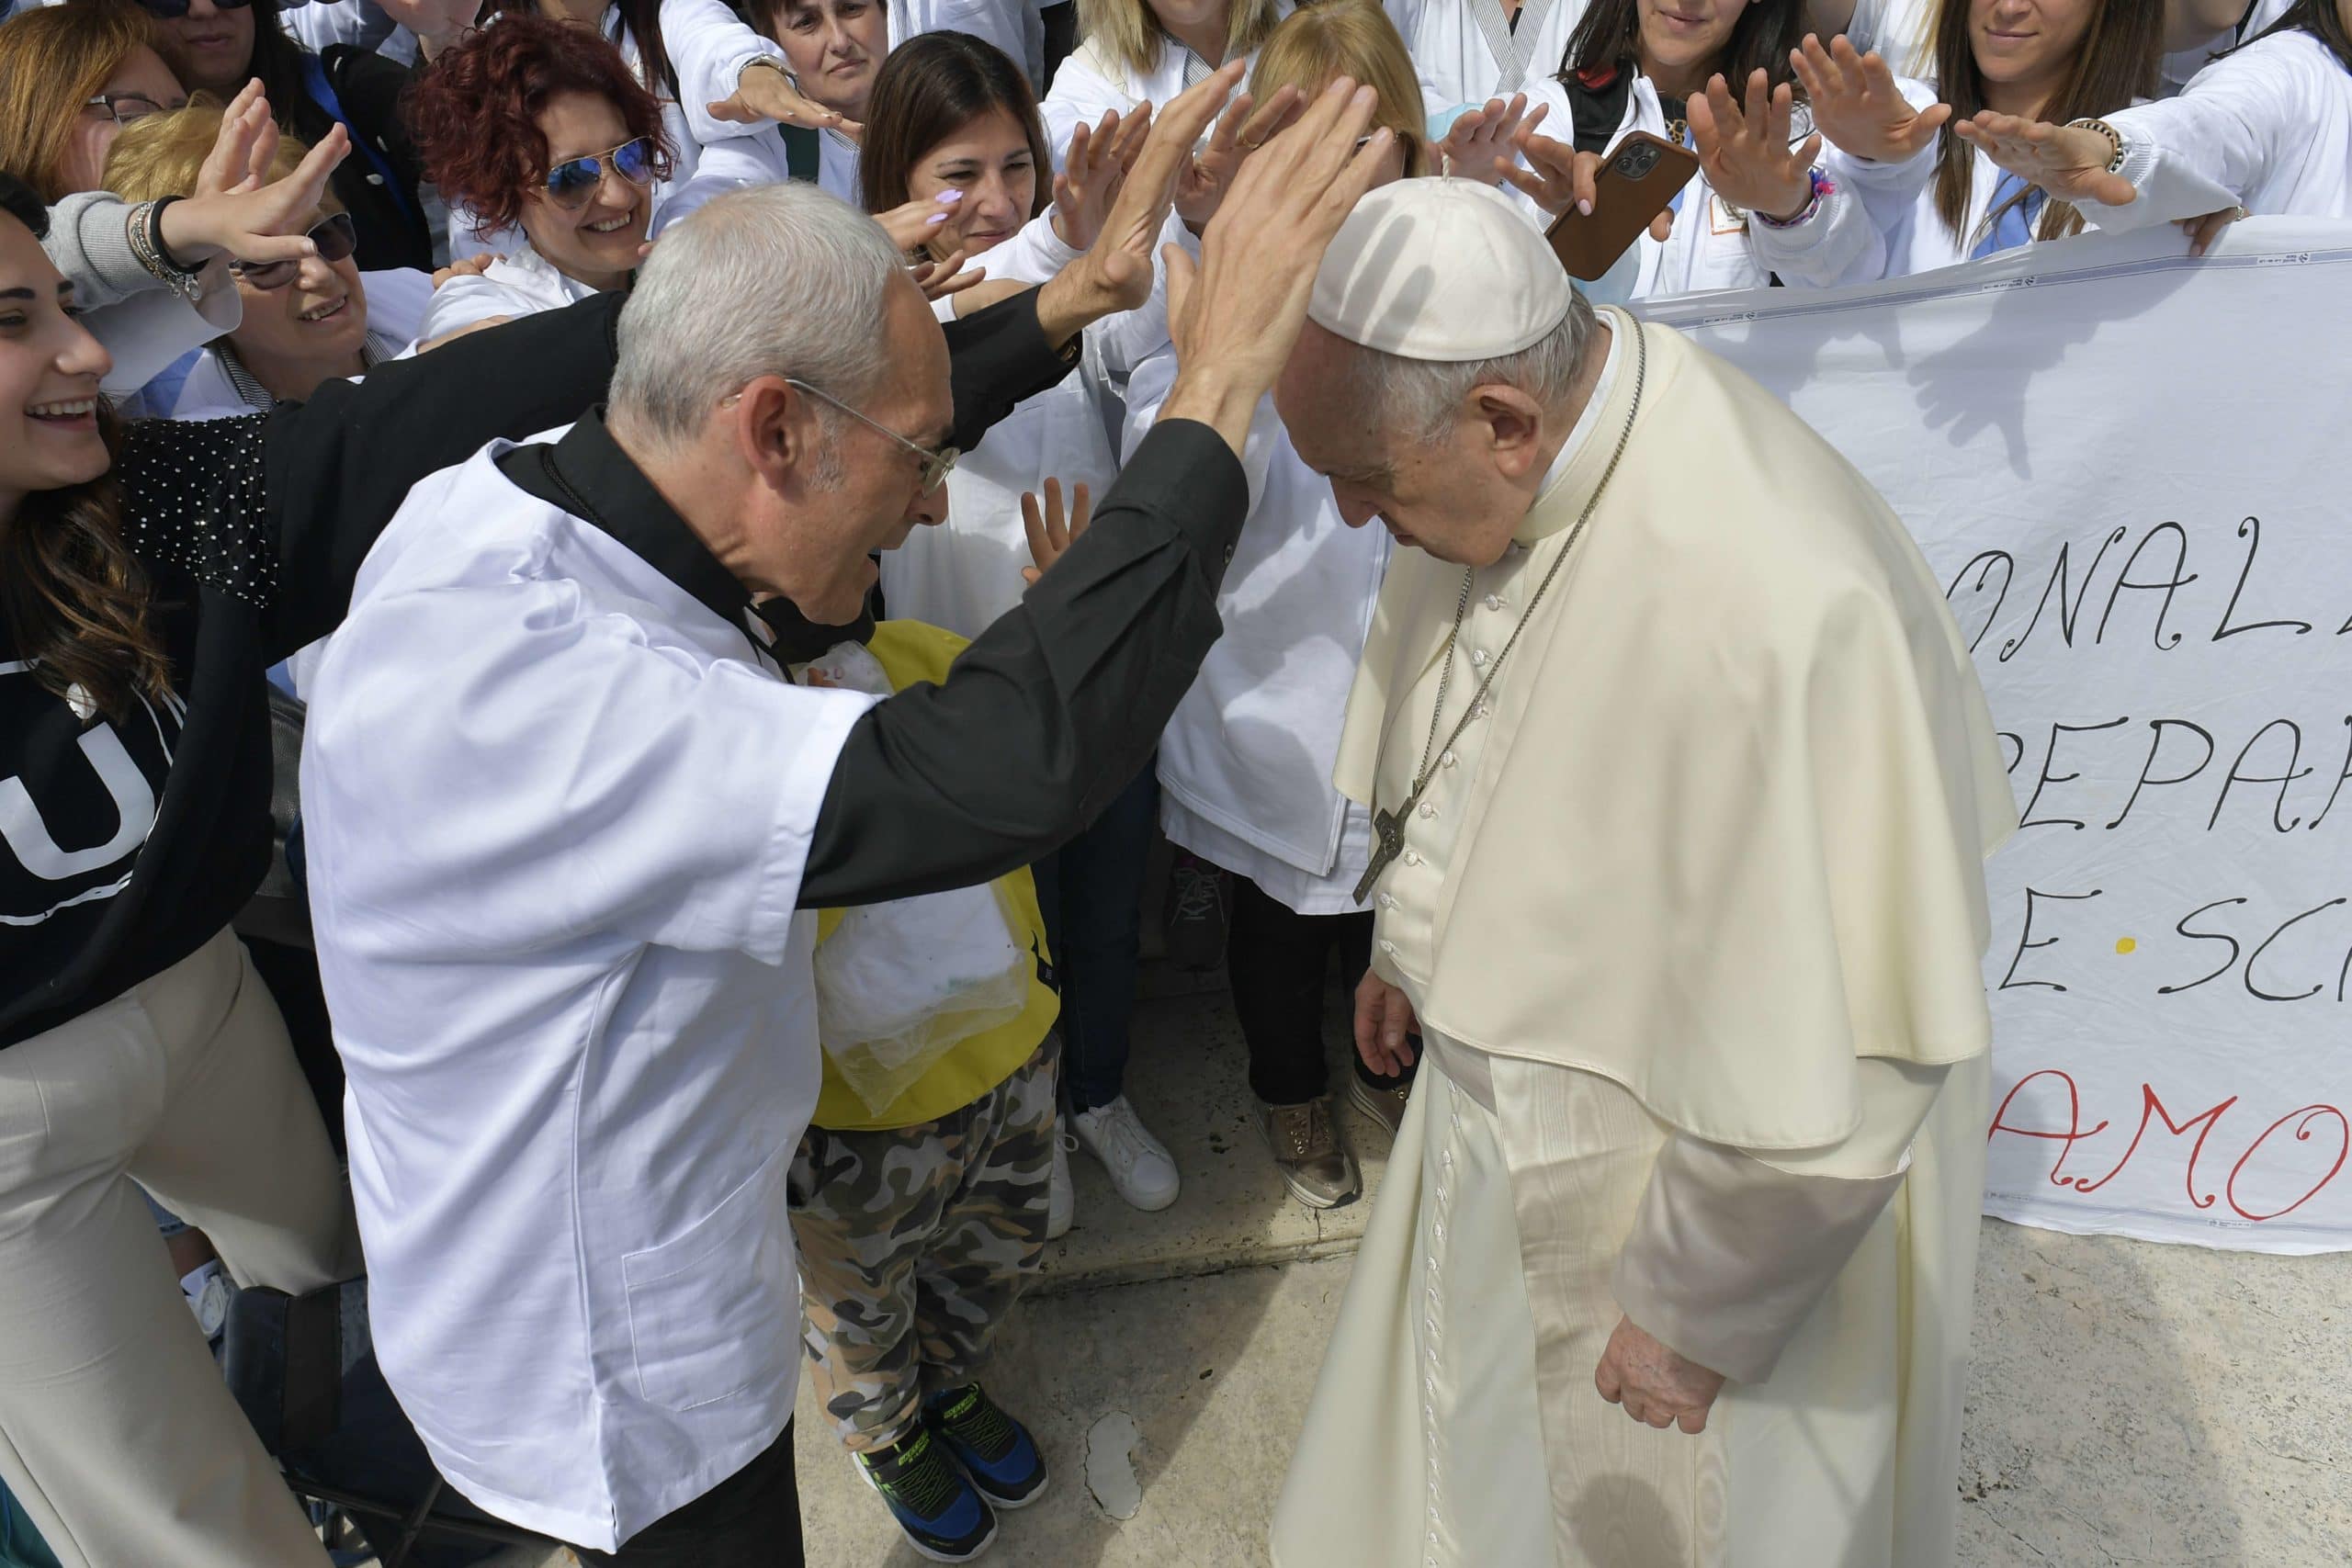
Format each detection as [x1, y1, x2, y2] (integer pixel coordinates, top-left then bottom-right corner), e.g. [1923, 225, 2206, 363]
[0, 929, 359, 1568]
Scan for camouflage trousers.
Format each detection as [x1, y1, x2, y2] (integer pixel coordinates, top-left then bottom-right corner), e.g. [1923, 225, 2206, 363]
[788, 1039, 1059, 1453]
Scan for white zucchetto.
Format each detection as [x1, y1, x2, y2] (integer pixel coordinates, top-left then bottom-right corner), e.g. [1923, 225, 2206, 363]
[1307, 177, 1572, 361]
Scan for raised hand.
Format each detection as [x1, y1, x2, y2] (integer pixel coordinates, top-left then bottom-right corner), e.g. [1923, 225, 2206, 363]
[1502, 130, 1677, 241]
[1687, 70, 1821, 221]
[1952, 112, 2137, 208]
[1595, 1316, 1726, 1435]
[1788, 34, 1949, 164]
[160, 112, 350, 265]
[1438, 92, 1545, 185]
[1052, 105, 1151, 252]
[1020, 477, 1092, 582]
[374, 0, 483, 57]
[708, 59, 861, 137]
[911, 248, 985, 302]
[1159, 76, 1392, 450]
[876, 189, 967, 255]
[1174, 82, 1306, 231]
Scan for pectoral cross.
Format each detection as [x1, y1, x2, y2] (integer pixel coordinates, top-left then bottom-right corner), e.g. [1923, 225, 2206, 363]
[1353, 794, 1420, 905]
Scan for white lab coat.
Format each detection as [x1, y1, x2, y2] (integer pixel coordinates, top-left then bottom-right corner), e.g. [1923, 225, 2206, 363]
[1836, 0, 1939, 81]
[890, 0, 1035, 78]
[880, 212, 1120, 638]
[1123, 346, 1388, 915]
[2161, 0, 2296, 92]
[301, 431, 876, 1551]
[650, 125, 863, 236]
[1383, 0, 1588, 124]
[2093, 28, 2352, 230]
[415, 246, 605, 345]
[1515, 71, 1888, 297]
[1038, 15, 1291, 164]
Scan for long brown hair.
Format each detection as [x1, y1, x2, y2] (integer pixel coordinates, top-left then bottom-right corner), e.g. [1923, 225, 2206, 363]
[0, 0, 164, 201]
[1932, 0, 2162, 246]
[0, 177, 171, 721]
[858, 33, 1051, 231]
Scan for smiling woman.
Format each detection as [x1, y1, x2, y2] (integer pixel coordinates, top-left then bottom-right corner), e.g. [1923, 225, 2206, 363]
[405, 14, 678, 344]
[104, 107, 425, 413]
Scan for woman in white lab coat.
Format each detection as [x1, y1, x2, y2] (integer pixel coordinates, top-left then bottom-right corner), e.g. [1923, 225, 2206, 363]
[1951, 0, 2352, 238]
[1125, 0, 1425, 1212]
[1385, 0, 1589, 130]
[106, 109, 428, 419]
[856, 32, 1185, 1218]
[406, 17, 673, 341]
[1039, 0, 1286, 158]
[1825, 0, 2162, 276]
[1507, 0, 1888, 297]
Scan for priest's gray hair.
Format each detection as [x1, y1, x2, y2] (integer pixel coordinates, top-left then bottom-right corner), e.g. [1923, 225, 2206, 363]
[610, 183, 905, 451]
[1351, 288, 1599, 446]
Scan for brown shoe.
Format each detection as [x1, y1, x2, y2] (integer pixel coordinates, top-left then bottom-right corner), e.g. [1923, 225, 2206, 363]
[1259, 1098, 1360, 1209]
[1345, 1075, 1412, 1143]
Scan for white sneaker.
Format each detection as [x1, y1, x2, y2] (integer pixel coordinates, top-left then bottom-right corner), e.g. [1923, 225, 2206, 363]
[1069, 1096, 1180, 1212]
[1047, 1122, 1076, 1240]
[180, 1259, 231, 1342]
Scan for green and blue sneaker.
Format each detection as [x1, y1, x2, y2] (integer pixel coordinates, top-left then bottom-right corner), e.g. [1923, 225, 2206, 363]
[922, 1382, 1048, 1510]
[854, 1427, 997, 1562]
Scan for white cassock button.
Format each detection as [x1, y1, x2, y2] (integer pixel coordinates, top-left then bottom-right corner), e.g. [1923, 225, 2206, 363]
[1440, 750, 1457, 768]
[1470, 648, 1490, 668]
[1380, 939, 1398, 955]
[1404, 851, 1423, 867]
[1483, 593, 1505, 612]
[1418, 801, 1437, 819]
[1378, 893, 1398, 910]
[1473, 703, 1492, 721]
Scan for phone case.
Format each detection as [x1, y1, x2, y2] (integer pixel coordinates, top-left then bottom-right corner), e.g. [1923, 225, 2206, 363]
[1544, 131, 1702, 282]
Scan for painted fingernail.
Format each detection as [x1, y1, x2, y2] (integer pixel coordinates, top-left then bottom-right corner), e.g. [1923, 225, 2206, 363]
[935, 189, 963, 204]
[1577, 198, 1593, 216]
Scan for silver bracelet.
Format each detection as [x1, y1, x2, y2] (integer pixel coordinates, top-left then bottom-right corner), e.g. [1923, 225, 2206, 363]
[125, 199, 205, 304]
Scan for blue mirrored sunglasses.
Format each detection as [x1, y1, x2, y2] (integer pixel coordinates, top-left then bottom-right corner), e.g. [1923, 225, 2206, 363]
[544, 137, 658, 209]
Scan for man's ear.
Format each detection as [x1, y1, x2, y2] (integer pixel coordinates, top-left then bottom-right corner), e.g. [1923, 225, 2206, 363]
[735, 375, 804, 491]
[1474, 382, 1548, 481]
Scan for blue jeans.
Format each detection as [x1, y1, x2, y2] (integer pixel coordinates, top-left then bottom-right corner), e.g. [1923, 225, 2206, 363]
[1030, 765, 1157, 1115]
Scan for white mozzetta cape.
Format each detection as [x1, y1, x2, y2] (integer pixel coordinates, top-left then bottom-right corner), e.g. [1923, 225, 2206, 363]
[1334, 311, 2017, 1149]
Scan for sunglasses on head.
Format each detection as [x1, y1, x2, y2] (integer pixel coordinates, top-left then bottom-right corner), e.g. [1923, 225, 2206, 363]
[543, 137, 658, 209]
[133, 0, 254, 18]
[230, 211, 357, 289]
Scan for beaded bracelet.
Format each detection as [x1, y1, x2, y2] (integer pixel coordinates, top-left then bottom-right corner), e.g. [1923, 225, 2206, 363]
[1753, 168, 1837, 231]
[2067, 118, 2128, 175]
[126, 197, 204, 303]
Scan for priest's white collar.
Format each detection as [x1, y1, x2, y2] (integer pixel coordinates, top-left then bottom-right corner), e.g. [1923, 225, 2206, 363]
[1517, 307, 1632, 545]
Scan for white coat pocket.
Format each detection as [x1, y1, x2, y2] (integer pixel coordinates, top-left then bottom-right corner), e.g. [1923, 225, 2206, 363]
[620, 1144, 797, 1411]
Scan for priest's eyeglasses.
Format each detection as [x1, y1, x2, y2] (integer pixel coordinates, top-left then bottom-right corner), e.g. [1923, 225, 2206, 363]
[786, 378, 959, 493]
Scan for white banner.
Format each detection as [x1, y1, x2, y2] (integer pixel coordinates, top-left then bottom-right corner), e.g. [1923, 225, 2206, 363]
[1647, 221, 2352, 1253]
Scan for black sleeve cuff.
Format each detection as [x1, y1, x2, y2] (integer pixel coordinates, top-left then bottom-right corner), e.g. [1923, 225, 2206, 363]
[1114, 417, 1250, 596]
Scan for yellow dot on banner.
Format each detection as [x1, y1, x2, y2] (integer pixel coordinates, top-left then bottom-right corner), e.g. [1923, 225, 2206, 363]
[2116, 938, 2138, 955]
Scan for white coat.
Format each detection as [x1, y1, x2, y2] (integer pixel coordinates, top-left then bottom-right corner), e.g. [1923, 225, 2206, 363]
[2095, 28, 2352, 230]
[650, 125, 862, 237]
[301, 431, 876, 1551]
[890, 0, 1035, 80]
[879, 212, 1121, 638]
[1038, 11, 1291, 164]
[119, 268, 430, 420]
[1516, 71, 1888, 298]
[1383, 0, 1589, 123]
[1122, 345, 1388, 915]
[415, 246, 605, 345]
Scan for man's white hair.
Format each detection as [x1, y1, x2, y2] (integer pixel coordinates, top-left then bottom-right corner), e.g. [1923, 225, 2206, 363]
[610, 182, 908, 450]
[1344, 288, 1600, 446]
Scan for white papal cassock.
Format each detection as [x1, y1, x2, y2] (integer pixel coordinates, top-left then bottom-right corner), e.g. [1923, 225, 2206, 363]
[1272, 309, 2017, 1567]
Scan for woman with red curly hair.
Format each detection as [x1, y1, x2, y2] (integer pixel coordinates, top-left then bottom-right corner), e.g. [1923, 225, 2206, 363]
[408, 15, 676, 344]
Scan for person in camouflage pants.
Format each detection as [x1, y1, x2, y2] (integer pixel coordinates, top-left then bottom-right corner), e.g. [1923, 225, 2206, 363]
[788, 1036, 1060, 1456]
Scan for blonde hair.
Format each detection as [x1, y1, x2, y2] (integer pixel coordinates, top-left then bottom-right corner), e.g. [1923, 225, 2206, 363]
[104, 104, 310, 202]
[1249, 0, 1429, 177]
[0, 0, 164, 200]
[1077, 0, 1283, 83]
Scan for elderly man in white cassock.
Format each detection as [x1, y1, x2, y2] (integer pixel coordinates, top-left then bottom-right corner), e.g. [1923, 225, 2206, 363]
[1265, 176, 2018, 1568]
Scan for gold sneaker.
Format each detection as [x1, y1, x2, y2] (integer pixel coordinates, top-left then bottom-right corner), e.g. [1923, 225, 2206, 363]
[1259, 1098, 1360, 1209]
[1346, 1076, 1413, 1144]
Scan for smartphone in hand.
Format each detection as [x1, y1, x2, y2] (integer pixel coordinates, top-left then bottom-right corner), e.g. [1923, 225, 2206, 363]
[1544, 132, 1701, 281]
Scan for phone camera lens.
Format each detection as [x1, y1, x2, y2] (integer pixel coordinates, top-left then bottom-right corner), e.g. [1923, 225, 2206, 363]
[1617, 143, 1660, 180]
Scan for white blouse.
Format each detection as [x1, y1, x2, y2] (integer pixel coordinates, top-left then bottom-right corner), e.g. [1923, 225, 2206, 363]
[1382, 0, 1589, 123]
[414, 246, 605, 344]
